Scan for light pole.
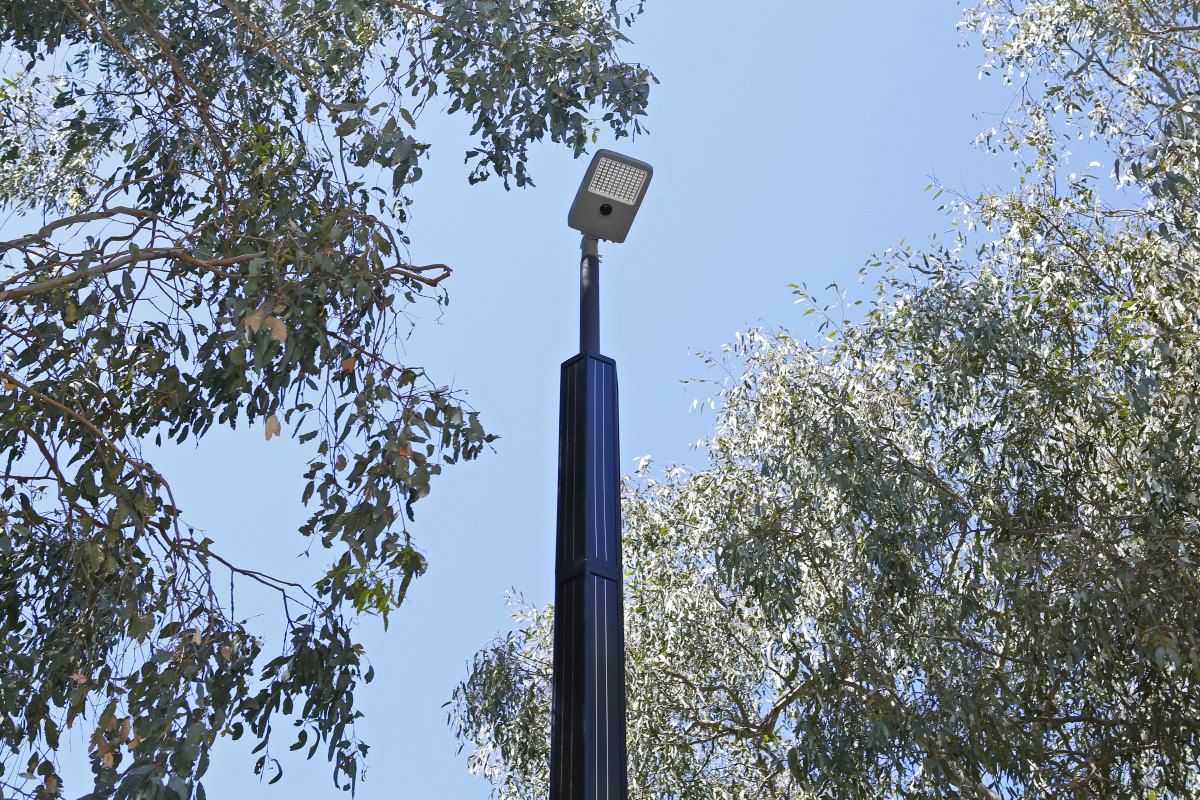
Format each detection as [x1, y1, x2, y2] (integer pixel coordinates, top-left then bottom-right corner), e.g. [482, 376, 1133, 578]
[550, 150, 653, 800]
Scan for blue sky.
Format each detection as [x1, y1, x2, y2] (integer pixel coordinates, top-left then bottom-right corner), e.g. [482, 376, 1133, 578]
[54, 1, 1022, 797]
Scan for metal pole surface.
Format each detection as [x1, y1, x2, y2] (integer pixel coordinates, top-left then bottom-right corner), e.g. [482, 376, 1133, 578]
[549, 236, 628, 800]
[580, 236, 600, 353]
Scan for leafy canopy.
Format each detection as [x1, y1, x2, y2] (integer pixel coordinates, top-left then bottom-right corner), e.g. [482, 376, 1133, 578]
[0, 0, 651, 798]
[452, 2, 1200, 798]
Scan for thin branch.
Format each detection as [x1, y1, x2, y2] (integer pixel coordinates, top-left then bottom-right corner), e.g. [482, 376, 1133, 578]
[0, 249, 262, 302]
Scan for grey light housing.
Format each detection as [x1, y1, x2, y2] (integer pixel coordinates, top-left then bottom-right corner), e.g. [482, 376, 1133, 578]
[567, 149, 653, 243]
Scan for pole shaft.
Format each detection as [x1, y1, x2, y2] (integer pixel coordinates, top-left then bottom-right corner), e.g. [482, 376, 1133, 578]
[551, 238, 627, 800]
[580, 236, 600, 353]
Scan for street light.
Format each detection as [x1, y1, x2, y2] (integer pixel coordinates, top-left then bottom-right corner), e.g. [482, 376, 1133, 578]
[550, 150, 652, 800]
[568, 150, 654, 245]
[568, 150, 653, 353]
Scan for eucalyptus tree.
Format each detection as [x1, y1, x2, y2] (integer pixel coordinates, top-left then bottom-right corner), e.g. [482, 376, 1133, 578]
[0, 1, 652, 798]
[452, 2, 1200, 798]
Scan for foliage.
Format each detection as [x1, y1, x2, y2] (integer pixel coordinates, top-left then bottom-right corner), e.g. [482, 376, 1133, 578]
[451, 2, 1200, 798]
[0, 0, 652, 797]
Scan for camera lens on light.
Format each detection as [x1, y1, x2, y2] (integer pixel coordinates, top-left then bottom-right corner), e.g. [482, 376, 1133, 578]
[599, 203, 613, 216]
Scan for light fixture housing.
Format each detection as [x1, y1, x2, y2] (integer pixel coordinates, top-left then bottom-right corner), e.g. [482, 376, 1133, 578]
[568, 149, 653, 243]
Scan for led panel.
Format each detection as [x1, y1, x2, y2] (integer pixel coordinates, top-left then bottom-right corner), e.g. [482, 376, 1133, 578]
[587, 157, 649, 206]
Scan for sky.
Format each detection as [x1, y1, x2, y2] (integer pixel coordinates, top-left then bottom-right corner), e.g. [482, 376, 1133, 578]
[49, 1, 1024, 797]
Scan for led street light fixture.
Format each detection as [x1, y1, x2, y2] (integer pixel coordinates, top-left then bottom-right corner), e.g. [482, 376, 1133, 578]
[568, 149, 653, 243]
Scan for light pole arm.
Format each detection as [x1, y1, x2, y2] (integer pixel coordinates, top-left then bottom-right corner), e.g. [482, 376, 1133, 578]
[580, 235, 600, 353]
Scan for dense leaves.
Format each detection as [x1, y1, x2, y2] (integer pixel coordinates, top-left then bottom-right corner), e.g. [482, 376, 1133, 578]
[452, 2, 1200, 799]
[0, 0, 652, 798]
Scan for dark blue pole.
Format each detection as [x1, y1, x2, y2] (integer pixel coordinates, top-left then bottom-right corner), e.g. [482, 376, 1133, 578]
[549, 238, 628, 800]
